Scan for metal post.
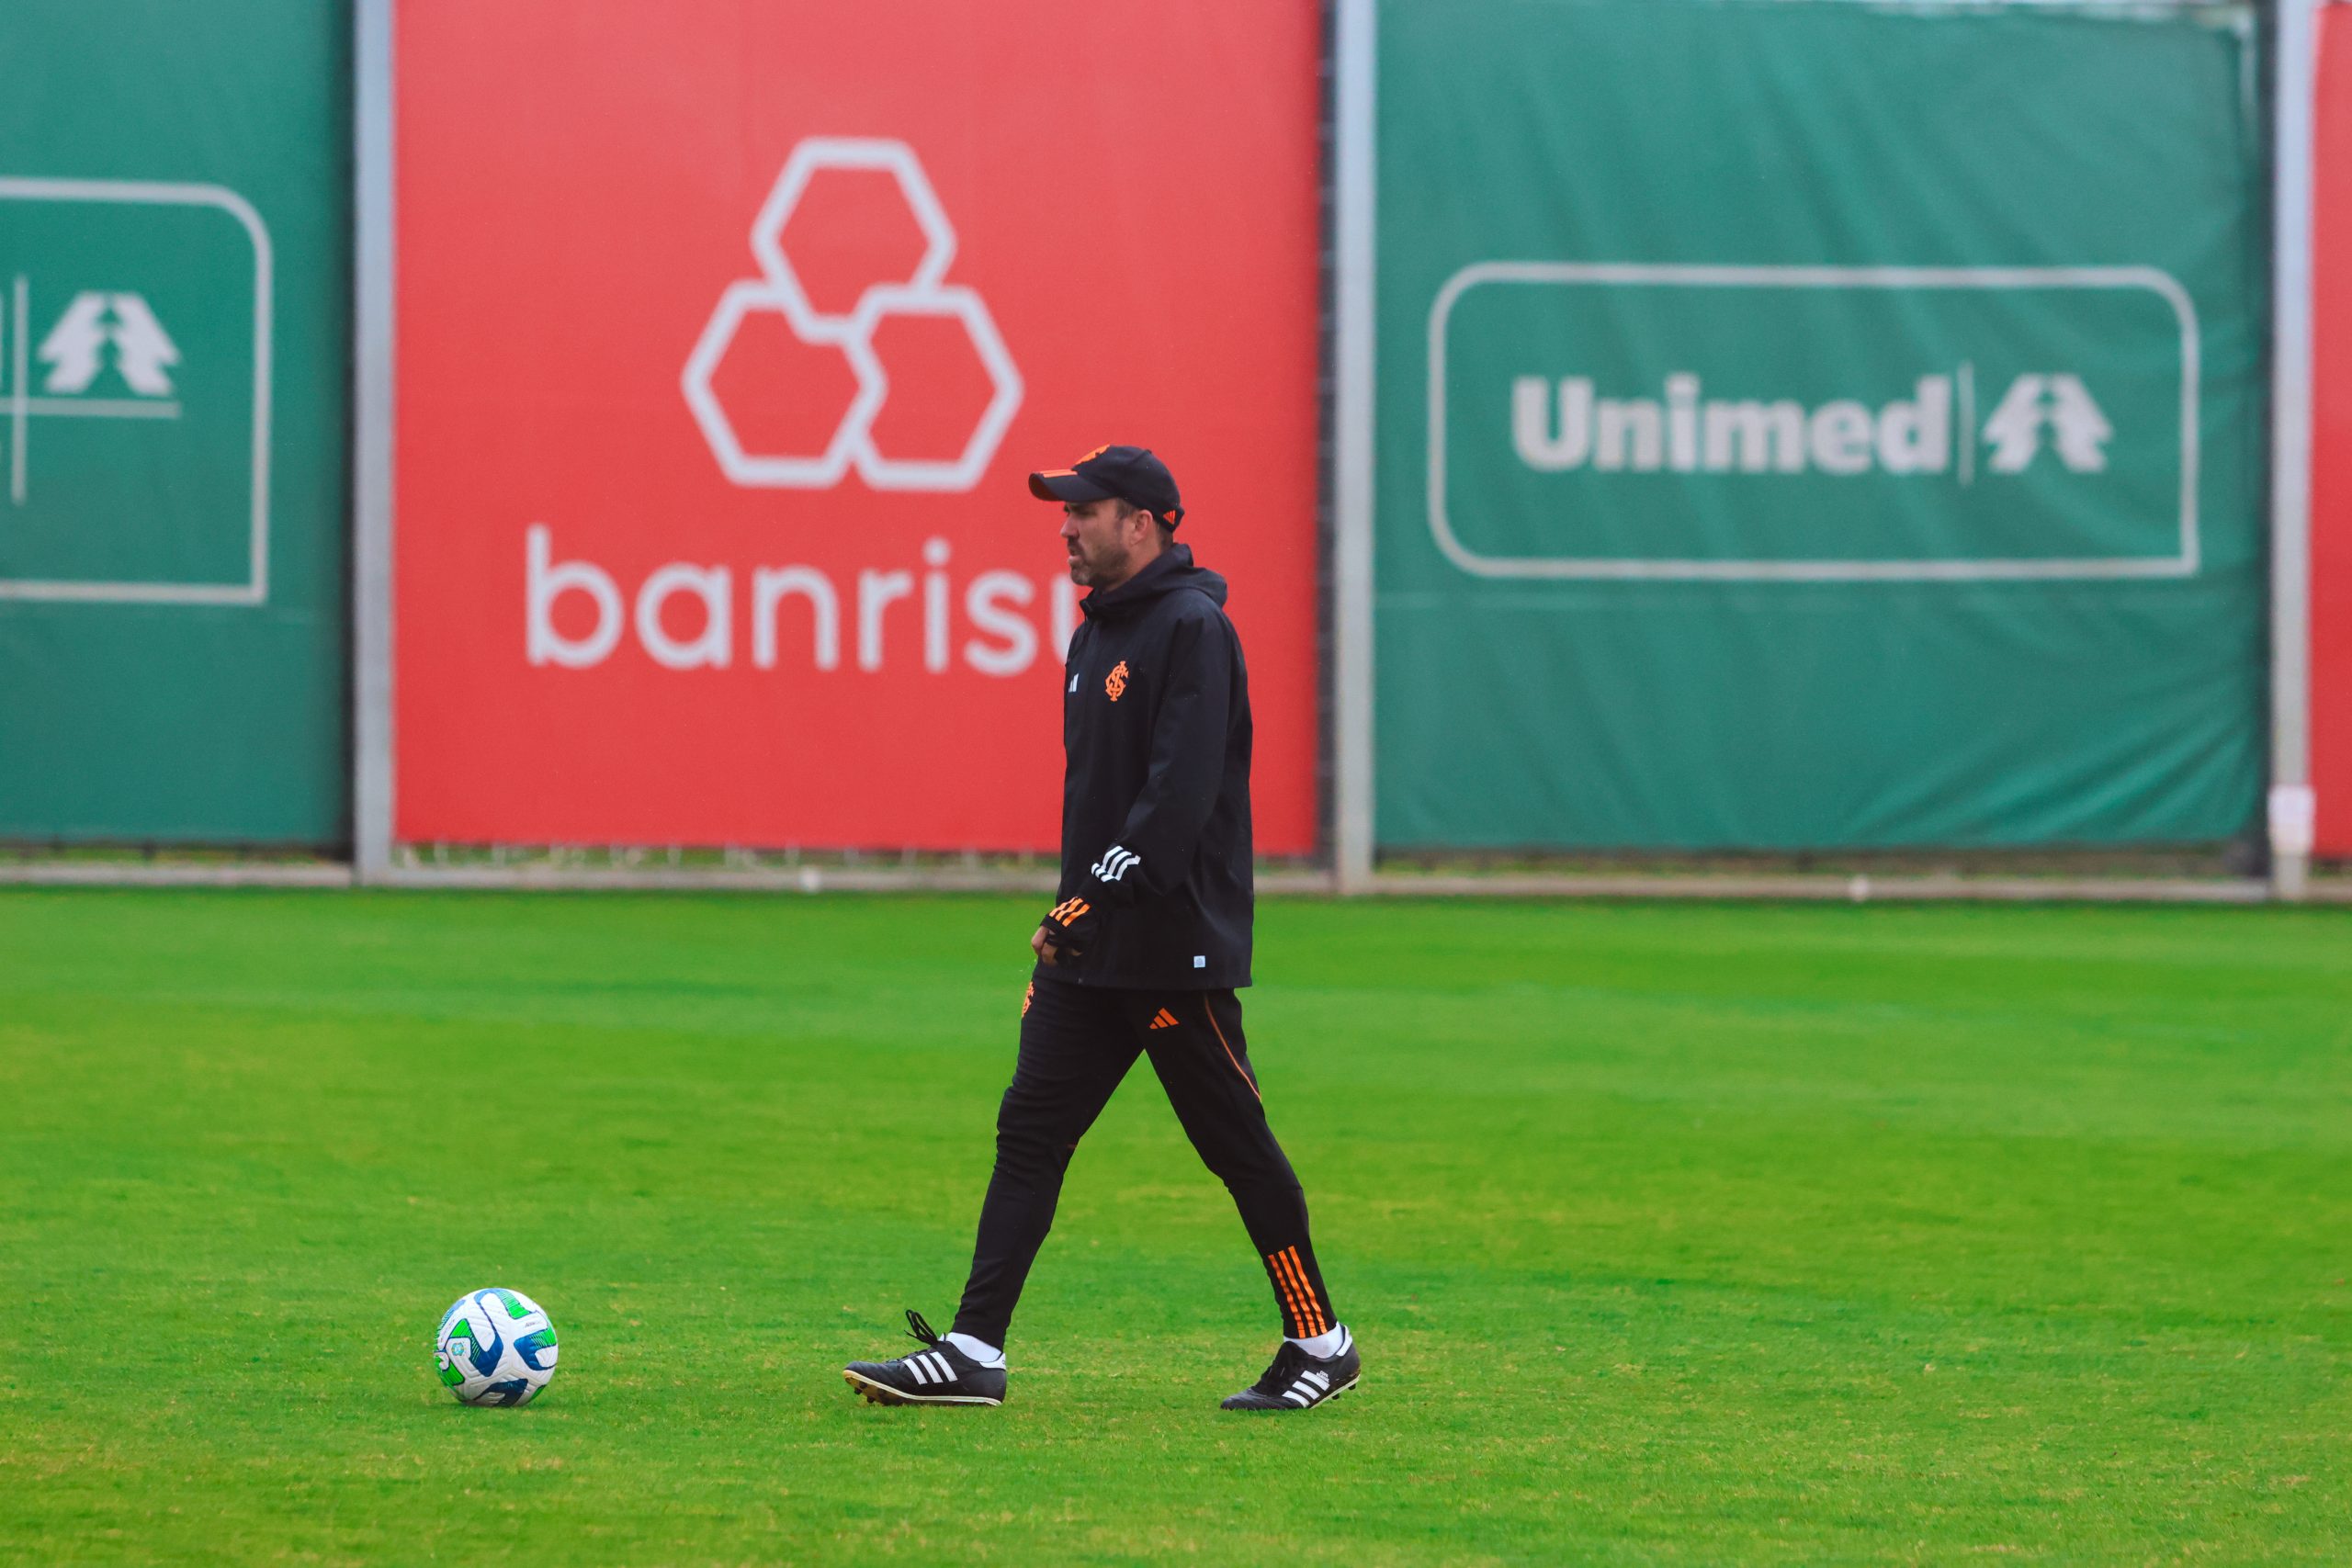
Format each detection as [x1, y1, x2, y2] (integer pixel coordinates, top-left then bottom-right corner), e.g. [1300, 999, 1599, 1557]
[2271, 0, 2323, 901]
[1331, 0, 1378, 893]
[352, 0, 397, 883]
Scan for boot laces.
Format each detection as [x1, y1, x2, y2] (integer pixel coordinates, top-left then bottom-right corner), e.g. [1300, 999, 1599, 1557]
[1255, 1340, 1310, 1393]
[904, 1309, 943, 1348]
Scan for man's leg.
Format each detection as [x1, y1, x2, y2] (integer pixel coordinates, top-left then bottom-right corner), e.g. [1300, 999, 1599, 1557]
[1134, 989, 1340, 1341]
[949, 976, 1139, 1351]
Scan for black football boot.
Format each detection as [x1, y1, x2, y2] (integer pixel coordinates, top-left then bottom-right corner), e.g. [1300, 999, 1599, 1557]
[1219, 1325, 1359, 1411]
[842, 1310, 1007, 1407]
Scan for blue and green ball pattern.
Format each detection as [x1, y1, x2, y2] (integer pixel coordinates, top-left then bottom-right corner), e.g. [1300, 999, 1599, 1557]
[435, 1288, 558, 1406]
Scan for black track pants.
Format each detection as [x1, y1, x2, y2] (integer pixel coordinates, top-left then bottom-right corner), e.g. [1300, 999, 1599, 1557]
[951, 975, 1338, 1349]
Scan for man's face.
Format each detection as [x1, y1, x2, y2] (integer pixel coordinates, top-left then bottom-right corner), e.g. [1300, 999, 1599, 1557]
[1060, 497, 1148, 588]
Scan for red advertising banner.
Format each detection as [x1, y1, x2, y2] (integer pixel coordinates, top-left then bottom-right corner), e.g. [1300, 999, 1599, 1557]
[393, 1, 1321, 852]
[2315, 4, 2352, 855]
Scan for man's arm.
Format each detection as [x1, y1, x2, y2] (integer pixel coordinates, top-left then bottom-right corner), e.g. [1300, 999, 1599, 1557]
[1040, 613, 1233, 961]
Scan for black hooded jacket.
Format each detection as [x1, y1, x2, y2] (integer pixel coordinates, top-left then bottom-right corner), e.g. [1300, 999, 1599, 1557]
[1037, 543, 1253, 990]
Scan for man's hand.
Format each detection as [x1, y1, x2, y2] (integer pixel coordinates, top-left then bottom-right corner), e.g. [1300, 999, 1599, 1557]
[1036, 896, 1095, 965]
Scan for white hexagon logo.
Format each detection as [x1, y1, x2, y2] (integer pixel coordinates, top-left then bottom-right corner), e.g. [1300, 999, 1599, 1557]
[682, 138, 1022, 493]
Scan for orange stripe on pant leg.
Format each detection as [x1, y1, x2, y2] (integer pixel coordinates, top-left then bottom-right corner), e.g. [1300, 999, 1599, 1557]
[1276, 1247, 1324, 1337]
[1288, 1250, 1326, 1335]
[1292, 1249, 1329, 1337]
[1286, 1248, 1328, 1337]
[1272, 1254, 1309, 1337]
[1202, 998, 1260, 1101]
[1264, 1253, 1308, 1337]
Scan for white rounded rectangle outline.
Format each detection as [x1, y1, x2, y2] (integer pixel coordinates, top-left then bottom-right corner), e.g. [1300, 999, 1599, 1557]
[0, 176, 273, 606]
[1425, 263, 2200, 581]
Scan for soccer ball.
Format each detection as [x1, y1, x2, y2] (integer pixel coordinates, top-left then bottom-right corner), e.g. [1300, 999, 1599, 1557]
[435, 1287, 559, 1406]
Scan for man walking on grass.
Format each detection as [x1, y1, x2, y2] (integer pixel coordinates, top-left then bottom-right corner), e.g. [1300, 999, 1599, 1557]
[842, 445, 1357, 1413]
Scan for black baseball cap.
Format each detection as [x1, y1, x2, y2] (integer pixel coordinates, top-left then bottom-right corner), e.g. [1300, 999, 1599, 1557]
[1027, 445, 1184, 528]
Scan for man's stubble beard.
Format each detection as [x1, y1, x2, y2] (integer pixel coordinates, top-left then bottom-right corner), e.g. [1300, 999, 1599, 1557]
[1069, 541, 1131, 588]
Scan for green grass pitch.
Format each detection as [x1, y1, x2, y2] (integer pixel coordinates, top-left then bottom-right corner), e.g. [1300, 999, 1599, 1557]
[2, 889, 2346, 1564]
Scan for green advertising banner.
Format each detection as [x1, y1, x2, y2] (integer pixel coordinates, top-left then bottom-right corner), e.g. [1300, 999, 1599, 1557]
[1374, 0, 2267, 851]
[0, 0, 348, 844]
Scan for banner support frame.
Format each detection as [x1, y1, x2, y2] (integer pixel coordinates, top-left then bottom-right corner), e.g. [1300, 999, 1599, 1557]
[351, 0, 396, 883]
[2271, 0, 2322, 901]
[1332, 0, 1377, 893]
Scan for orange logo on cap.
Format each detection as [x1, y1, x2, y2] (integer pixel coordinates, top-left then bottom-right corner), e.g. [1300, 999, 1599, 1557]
[1077, 445, 1110, 464]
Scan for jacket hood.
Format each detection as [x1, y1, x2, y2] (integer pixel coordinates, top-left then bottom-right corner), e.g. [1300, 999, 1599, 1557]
[1080, 542, 1227, 621]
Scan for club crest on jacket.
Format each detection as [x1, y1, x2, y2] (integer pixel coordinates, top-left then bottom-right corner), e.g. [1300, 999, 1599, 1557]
[1105, 660, 1130, 701]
